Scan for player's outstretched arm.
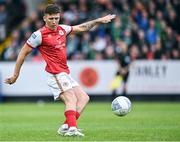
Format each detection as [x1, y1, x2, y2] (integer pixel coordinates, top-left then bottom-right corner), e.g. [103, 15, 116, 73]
[4, 44, 32, 85]
[71, 14, 116, 34]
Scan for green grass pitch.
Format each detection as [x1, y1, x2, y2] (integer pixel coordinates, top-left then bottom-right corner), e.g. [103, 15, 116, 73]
[0, 102, 180, 141]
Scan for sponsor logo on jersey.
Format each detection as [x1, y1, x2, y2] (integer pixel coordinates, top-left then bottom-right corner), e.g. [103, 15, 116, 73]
[55, 43, 65, 49]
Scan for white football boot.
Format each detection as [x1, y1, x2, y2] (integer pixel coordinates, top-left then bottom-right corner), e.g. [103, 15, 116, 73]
[57, 124, 68, 136]
[64, 127, 84, 137]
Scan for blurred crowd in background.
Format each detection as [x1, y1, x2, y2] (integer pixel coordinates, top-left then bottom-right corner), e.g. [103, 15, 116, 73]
[0, 0, 179, 62]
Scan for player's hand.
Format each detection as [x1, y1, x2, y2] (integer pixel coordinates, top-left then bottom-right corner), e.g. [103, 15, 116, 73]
[4, 75, 18, 85]
[97, 14, 116, 24]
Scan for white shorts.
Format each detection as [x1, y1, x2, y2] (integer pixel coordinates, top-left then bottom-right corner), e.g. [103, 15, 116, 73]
[46, 72, 79, 100]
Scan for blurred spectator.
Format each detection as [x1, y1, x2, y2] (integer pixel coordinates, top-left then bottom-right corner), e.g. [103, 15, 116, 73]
[67, 34, 79, 59]
[92, 36, 107, 52]
[164, 27, 177, 51]
[104, 44, 115, 59]
[171, 48, 180, 59]
[3, 30, 21, 60]
[6, 0, 26, 34]
[166, 8, 180, 34]
[111, 16, 122, 42]
[0, 2, 7, 42]
[146, 19, 158, 45]
[115, 41, 130, 96]
[80, 33, 92, 59]
[122, 28, 132, 46]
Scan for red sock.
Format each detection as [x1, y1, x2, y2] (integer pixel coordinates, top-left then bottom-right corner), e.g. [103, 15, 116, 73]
[64, 111, 80, 124]
[64, 110, 76, 128]
[76, 111, 80, 119]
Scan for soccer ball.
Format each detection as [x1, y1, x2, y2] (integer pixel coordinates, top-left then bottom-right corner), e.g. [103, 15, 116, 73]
[111, 96, 131, 116]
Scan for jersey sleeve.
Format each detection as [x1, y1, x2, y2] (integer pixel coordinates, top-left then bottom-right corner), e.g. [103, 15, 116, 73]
[60, 25, 73, 35]
[26, 30, 42, 48]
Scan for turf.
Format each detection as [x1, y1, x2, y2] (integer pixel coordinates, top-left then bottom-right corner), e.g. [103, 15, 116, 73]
[0, 102, 180, 141]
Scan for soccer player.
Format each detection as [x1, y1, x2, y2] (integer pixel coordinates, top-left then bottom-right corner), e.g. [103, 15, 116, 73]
[5, 4, 116, 137]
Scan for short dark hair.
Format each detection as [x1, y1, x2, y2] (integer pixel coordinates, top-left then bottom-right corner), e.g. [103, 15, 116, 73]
[44, 4, 60, 15]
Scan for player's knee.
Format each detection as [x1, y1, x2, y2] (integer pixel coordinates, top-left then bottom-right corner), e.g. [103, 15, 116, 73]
[62, 90, 77, 105]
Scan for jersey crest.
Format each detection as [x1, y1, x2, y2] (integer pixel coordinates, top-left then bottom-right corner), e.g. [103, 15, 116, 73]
[59, 30, 64, 35]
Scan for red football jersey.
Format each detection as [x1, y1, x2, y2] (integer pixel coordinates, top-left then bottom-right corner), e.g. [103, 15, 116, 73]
[26, 25, 72, 74]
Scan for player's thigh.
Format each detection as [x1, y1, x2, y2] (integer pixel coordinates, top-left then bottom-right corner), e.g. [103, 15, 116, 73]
[46, 72, 75, 100]
[66, 74, 89, 101]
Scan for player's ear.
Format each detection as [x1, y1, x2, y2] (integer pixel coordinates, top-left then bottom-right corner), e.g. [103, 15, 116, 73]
[43, 15, 46, 22]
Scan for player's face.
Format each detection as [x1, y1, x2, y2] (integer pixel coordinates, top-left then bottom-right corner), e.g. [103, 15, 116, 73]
[44, 13, 60, 29]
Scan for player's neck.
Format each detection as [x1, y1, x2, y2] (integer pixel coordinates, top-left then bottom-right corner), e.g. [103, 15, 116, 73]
[45, 24, 57, 31]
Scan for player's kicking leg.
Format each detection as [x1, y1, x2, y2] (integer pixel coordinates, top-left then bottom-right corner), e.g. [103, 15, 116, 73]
[57, 89, 85, 136]
[63, 86, 89, 137]
[73, 86, 90, 115]
[58, 87, 89, 135]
